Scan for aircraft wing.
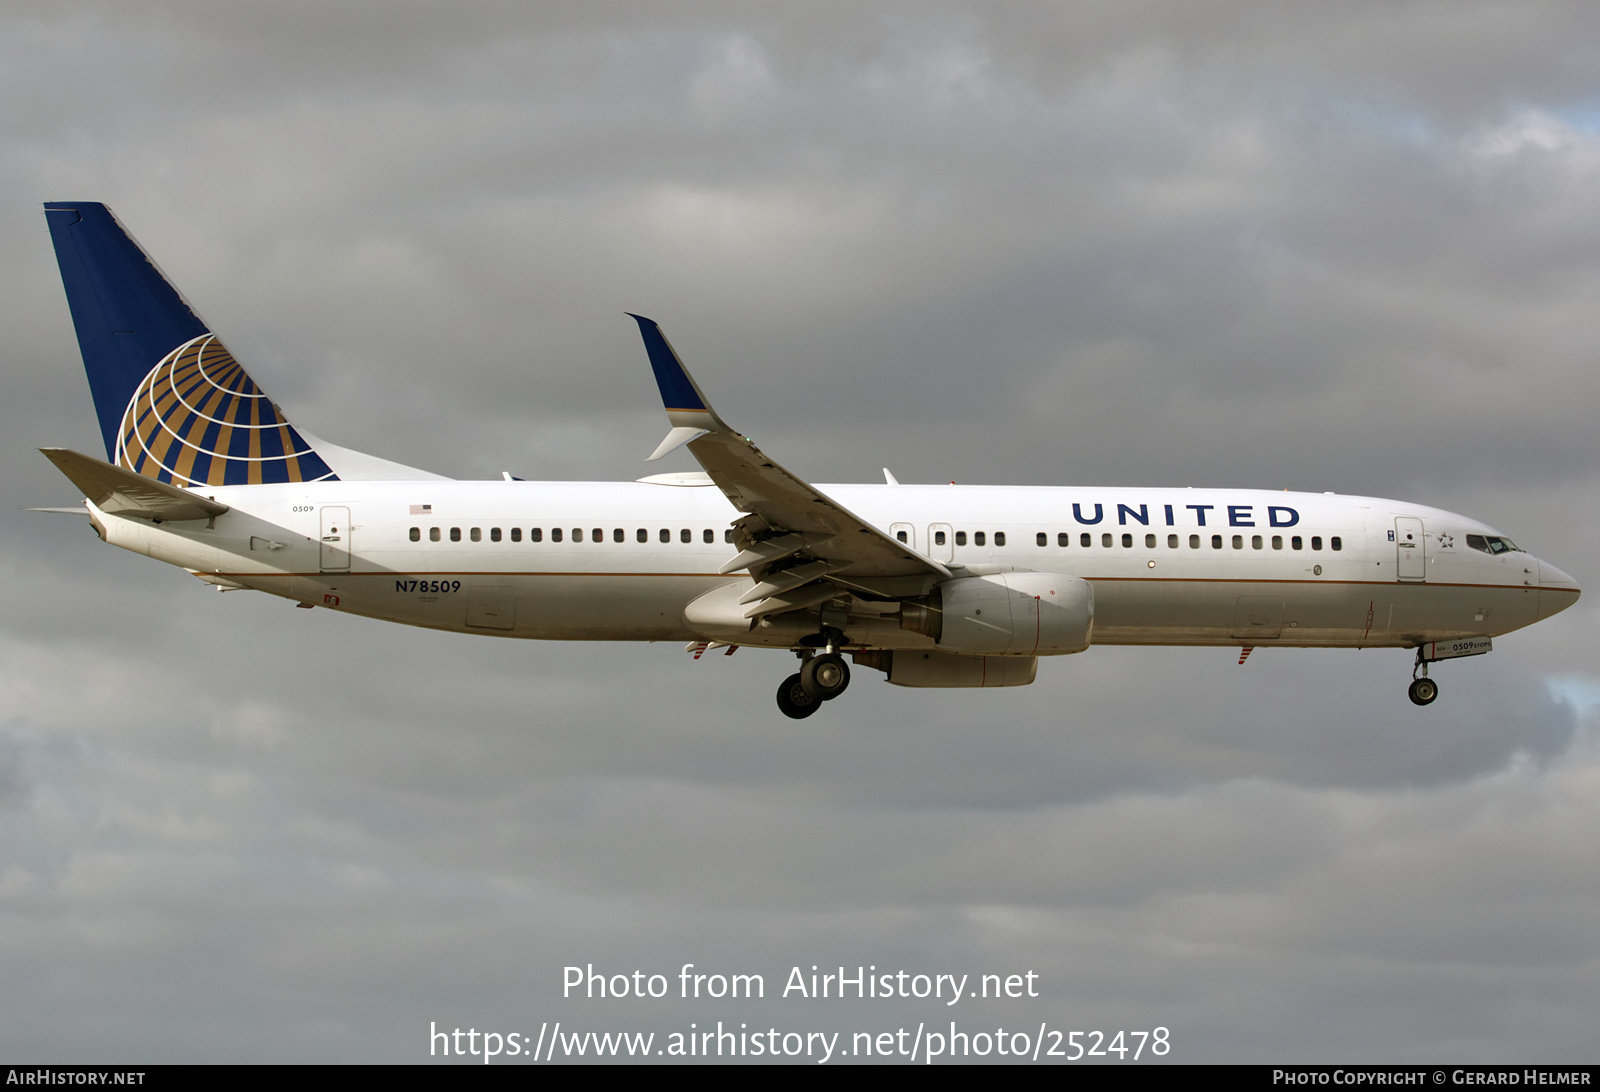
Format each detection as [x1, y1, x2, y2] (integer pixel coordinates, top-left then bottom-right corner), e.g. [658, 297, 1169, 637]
[40, 447, 229, 522]
[630, 315, 948, 617]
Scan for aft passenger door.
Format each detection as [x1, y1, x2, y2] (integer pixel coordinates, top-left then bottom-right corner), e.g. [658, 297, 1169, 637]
[1395, 517, 1425, 583]
[320, 506, 350, 572]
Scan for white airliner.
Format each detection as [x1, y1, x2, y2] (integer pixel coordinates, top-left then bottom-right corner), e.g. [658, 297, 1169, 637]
[38, 202, 1581, 718]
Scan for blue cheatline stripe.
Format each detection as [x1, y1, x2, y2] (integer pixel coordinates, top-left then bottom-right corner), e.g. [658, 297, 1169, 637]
[627, 314, 707, 412]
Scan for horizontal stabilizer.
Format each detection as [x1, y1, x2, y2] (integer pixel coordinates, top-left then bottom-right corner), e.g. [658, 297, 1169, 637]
[40, 447, 229, 522]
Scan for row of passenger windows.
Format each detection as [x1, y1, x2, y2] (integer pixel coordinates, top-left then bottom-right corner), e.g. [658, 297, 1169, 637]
[409, 526, 735, 544]
[926, 530, 1007, 547]
[896, 529, 1343, 551]
[418, 524, 1343, 552]
[1039, 531, 1340, 551]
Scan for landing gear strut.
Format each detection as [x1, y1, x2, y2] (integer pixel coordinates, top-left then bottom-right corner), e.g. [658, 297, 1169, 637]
[1409, 649, 1438, 706]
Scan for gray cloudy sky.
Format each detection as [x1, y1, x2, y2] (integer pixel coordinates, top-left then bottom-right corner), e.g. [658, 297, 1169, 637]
[3, 1, 1599, 1064]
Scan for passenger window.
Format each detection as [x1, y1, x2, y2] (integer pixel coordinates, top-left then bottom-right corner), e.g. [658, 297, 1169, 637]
[1232, 535, 1243, 549]
[1311, 536, 1322, 550]
[511, 528, 522, 542]
[429, 527, 441, 542]
[552, 528, 563, 542]
[572, 528, 583, 542]
[1102, 533, 1113, 547]
[1271, 535, 1282, 549]
[974, 531, 986, 546]
[530, 528, 542, 542]
[594, 528, 604, 542]
[632, 528, 643, 543]
[994, 532, 1006, 546]
[659, 528, 670, 543]
[1168, 534, 1178, 548]
[409, 527, 420, 542]
[1146, 534, 1157, 548]
[1037, 532, 1047, 547]
[1291, 535, 1302, 550]
[681, 529, 691, 543]
[898, 530, 909, 543]
[1058, 533, 1069, 547]
[450, 527, 462, 542]
[935, 530, 947, 546]
[724, 530, 733, 543]
[1212, 535, 1222, 549]
[704, 529, 714, 544]
[1251, 535, 1262, 549]
[1189, 534, 1200, 549]
[1122, 533, 1133, 548]
[1331, 537, 1342, 551]
[1081, 533, 1091, 547]
[612, 528, 623, 543]
[470, 527, 482, 542]
[490, 528, 501, 542]
[956, 531, 968, 546]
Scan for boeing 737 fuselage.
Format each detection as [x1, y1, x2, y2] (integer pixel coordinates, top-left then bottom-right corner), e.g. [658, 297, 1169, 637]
[38, 203, 1580, 718]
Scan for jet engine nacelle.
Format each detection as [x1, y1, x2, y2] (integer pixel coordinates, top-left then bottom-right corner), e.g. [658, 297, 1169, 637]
[904, 572, 1093, 656]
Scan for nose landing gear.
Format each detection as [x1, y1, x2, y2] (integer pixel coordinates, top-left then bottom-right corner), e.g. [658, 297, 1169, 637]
[1409, 648, 1438, 706]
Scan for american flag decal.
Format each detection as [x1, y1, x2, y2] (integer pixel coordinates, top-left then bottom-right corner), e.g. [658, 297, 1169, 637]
[410, 504, 432, 515]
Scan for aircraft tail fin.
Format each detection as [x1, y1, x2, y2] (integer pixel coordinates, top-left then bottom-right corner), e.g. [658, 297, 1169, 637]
[43, 202, 338, 486]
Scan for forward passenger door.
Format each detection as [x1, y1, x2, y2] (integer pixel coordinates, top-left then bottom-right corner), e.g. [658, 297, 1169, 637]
[1395, 517, 1425, 583]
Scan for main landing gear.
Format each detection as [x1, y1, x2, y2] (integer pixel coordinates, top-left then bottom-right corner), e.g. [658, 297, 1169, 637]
[1408, 648, 1438, 706]
[776, 632, 852, 719]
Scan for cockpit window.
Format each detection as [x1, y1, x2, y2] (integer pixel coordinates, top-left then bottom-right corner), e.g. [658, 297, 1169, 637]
[1466, 533, 1519, 555]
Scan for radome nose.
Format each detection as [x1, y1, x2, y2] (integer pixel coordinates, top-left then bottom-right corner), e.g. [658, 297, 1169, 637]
[1538, 560, 1580, 620]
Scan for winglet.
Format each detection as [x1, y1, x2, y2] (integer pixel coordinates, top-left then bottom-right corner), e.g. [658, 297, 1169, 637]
[628, 313, 732, 419]
[629, 314, 735, 461]
[647, 426, 711, 462]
